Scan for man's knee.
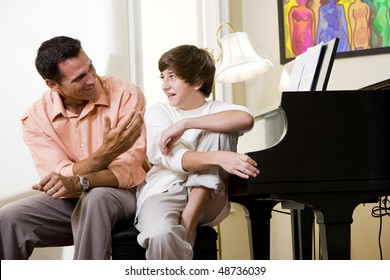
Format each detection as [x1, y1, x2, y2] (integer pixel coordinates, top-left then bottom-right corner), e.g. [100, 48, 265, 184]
[0, 201, 27, 225]
[80, 188, 107, 203]
[80, 188, 135, 206]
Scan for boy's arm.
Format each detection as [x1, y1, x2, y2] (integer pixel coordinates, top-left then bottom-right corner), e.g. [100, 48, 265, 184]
[159, 110, 254, 155]
[182, 150, 259, 179]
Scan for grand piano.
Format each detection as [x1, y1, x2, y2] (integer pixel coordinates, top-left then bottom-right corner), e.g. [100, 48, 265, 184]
[228, 89, 390, 260]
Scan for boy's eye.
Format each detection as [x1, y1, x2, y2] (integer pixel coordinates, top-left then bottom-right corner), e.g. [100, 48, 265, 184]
[160, 72, 177, 80]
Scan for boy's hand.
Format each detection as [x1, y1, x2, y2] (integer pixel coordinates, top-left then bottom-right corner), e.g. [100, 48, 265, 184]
[217, 151, 260, 179]
[159, 120, 186, 156]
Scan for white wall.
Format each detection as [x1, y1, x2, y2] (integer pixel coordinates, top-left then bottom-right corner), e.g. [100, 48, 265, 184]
[135, 0, 201, 106]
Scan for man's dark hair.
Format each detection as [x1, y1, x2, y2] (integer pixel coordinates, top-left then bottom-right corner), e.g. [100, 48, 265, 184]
[35, 36, 82, 84]
[158, 45, 215, 98]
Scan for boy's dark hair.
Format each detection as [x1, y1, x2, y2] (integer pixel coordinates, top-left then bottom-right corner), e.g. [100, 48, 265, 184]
[35, 36, 82, 84]
[158, 45, 215, 98]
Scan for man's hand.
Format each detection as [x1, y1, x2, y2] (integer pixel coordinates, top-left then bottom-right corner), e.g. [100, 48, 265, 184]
[101, 110, 144, 158]
[216, 151, 260, 179]
[72, 111, 144, 176]
[32, 172, 81, 198]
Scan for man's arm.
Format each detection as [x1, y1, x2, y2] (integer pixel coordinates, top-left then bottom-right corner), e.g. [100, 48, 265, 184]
[32, 111, 144, 198]
[24, 85, 146, 196]
[33, 169, 119, 198]
[73, 111, 143, 175]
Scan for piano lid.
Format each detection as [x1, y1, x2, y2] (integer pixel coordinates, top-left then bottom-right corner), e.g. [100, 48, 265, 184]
[246, 90, 390, 184]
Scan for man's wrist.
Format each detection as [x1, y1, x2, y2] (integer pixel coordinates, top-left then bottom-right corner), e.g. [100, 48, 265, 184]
[76, 175, 90, 192]
[88, 150, 113, 170]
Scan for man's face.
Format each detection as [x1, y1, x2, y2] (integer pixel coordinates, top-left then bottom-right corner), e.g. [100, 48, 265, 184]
[49, 49, 97, 106]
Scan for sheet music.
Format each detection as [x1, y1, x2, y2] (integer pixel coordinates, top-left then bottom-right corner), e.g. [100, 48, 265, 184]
[286, 54, 305, 91]
[287, 42, 325, 91]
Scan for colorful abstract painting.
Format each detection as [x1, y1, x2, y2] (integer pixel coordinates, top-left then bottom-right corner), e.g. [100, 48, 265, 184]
[278, 0, 390, 64]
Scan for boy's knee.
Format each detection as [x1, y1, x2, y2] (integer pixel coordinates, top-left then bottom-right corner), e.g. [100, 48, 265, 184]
[142, 223, 186, 245]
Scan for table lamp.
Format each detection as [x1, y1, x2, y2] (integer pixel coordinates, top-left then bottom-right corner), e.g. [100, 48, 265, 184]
[215, 22, 273, 83]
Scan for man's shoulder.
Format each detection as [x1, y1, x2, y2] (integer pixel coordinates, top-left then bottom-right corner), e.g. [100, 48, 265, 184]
[21, 89, 57, 120]
[99, 75, 141, 95]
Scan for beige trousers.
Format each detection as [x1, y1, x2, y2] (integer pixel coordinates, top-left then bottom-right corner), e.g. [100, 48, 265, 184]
[135, 131, 238, 259]
[0, 187, 136, 259]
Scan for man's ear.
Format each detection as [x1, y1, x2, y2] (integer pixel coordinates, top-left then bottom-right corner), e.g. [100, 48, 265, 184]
[45, 79, 60, 92]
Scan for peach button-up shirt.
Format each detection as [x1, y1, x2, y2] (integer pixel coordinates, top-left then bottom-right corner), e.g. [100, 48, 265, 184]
[21, 76, 147, 189]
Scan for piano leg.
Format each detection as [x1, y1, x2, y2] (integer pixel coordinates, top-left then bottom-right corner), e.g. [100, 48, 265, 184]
[275, 191, 373, 260]
[228, 197, 279, 260]
[291, 208, 314, 260]
[281, 201, 314, 259]
[315, 210, 352, 260]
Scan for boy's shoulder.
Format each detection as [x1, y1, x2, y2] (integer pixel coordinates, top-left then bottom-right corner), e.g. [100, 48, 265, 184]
[209, 100, 251, 114]
[145, 102, 171, 117]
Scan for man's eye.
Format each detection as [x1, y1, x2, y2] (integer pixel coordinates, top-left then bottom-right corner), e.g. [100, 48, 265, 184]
[74, 76, 83, 83]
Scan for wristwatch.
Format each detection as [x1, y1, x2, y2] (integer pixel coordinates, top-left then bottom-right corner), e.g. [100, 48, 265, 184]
[77, 175, 90, 192]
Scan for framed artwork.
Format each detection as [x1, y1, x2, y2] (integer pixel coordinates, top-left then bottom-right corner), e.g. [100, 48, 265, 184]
[277, 0, 390, 64]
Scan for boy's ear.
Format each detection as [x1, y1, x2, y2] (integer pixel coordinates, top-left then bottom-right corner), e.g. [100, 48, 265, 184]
[194, 82, 203, 91]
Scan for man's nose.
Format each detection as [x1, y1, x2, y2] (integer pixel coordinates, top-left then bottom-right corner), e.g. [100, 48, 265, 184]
[86, 72, 96, 84]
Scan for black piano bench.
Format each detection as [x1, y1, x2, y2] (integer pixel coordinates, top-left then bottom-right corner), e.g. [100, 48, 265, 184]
[111, 221, 219, 260]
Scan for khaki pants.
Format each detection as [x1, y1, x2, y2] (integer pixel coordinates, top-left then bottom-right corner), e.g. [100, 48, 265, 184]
[135, 131, 237, 259]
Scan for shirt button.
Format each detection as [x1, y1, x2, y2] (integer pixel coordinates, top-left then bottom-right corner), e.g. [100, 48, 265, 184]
[80, 143, 85, 148]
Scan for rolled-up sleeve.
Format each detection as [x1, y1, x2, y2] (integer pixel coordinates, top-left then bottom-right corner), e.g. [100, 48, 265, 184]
[21, 105, 76, 178]
[106, 86, 147, 188]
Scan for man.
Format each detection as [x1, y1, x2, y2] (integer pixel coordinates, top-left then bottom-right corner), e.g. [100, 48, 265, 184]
[0, 36, 146, 259]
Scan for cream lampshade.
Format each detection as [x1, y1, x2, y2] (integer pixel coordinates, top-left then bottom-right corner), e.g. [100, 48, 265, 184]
[215, 25, 273, 83]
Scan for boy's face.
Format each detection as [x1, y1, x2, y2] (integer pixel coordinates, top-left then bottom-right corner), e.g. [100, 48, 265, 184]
[160, 69, 204, 110]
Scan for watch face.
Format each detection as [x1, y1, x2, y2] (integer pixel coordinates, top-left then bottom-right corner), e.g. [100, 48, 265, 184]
[79, 176, 89, 191]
